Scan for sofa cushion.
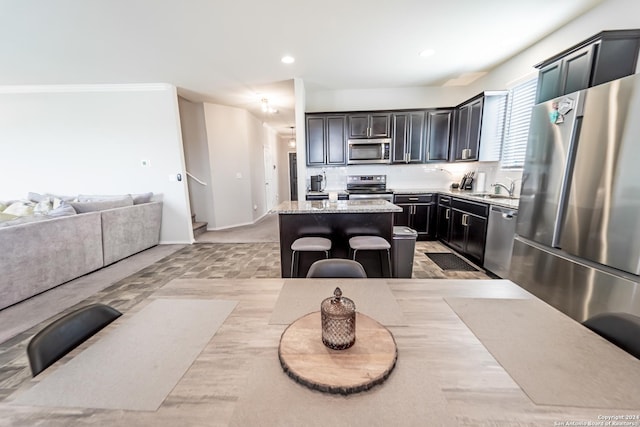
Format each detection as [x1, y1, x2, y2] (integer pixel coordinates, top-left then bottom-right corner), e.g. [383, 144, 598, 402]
[77, 194, 128, 202]
[0, 212, 18, 222]
[33, 200, 53, 215]
[47, 202, 77, 218]
[131, 192, 153, 204]
[4, 201, 35, 217]
[69, 196, 133, 213]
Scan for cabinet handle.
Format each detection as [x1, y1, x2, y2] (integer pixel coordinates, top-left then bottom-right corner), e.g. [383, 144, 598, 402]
[409, 197, 419, 201]
[445, 208, 450, 220]
[462, 214, 468, 226]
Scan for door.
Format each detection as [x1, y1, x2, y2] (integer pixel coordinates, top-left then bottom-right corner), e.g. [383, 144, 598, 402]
[393, 204, 411, 227]
[263, 145, 277, 210]
[407, 112, 425, 162]
[465, 215, 487, 264]
[326, 115, 346, 165]
[467, 98, 483, 160]
[561, 45, 594, 96]
[288, 153, 297, 201]
[516, 91, 583, 247]
[391, 113, 409, 163]
[437, 205, 451, 242]
[411, 204, 432, 237]
[559, 74, 640, 275]
[306, 116, 325, 165]
[426, 110, 452, 162]
[449, 210, 466, 252]
[454, 106, 470, 160]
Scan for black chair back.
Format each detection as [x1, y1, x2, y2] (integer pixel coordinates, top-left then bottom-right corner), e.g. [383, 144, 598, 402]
[582, 312, 640, 360]
[306, 259, 367, 278]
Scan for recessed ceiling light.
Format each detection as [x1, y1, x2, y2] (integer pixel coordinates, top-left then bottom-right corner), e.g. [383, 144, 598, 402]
[281, 55, 295, 64]
[419, 49, 435, 58]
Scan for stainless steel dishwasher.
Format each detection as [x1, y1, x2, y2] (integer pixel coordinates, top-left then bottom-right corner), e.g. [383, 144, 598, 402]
[484, 205, 518, 278]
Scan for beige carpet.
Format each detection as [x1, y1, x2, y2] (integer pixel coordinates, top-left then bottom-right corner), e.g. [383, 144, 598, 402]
[445, 297, 640, 409]
[229, 355, 454, 427]
[11, 298, 237, 411]
[270, 280, 406, 326]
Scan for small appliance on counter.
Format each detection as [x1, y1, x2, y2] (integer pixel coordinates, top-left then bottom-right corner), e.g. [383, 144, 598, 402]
[310, 174, 325, 192]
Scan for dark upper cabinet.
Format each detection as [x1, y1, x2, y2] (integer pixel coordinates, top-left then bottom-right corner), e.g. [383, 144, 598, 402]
[535, 30, 640, 103]
[305, 114, 347, 166]
[426, 109, 453, 162]
[348, 113, 391, 138]
[391, 111, 425, 163]
[451, 92, 506, 163]
[452, 97, 483, 162]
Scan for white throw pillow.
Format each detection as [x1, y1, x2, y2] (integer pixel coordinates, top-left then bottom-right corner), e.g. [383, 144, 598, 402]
[3, 201, 35, 217]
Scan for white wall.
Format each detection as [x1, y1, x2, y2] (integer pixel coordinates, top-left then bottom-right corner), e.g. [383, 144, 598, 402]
[202, 103, 253, 228]
[306, 86, 469, 112]
[469, 0, 640, 95]
[178, 97, 214, 225]
[0, 84, 192, 243]
[201, 103, 277, 228]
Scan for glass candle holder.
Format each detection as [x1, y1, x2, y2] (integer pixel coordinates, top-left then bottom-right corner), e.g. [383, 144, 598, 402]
[321, 287, 356, 350]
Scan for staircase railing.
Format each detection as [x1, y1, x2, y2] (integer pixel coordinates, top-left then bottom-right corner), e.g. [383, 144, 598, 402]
[186, 171, 207, 186]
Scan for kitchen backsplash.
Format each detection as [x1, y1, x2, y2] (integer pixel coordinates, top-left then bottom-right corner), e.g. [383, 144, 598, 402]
[307, 162, 523, 196]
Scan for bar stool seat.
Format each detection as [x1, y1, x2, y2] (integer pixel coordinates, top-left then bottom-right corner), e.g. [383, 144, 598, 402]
[290, 237, 332, 277]
[349, 236, 392, 278]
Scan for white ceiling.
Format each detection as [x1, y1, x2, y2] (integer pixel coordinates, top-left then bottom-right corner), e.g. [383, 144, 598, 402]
[0, 0, 603, 135]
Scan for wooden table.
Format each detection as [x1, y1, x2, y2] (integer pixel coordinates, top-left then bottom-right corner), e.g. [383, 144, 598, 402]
[3, 278, 640, 426]
[278, 311, 397, 395]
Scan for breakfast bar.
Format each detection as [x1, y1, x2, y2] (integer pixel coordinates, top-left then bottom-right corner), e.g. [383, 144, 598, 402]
[272, 200, 402, 278]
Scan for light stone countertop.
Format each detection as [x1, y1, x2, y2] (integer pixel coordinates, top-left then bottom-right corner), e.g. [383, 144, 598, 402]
[272, 200, 403, 214]
[392, 188, 519, 209]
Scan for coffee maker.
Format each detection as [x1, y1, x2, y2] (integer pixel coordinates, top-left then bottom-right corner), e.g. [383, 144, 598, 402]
[310, 174, 324, 192]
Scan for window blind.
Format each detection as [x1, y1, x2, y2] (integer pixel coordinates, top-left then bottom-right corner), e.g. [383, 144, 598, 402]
[501, 78, 537, 169]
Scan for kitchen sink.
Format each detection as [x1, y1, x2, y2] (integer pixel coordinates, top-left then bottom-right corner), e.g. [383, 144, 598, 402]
[467, 193, 518, 200]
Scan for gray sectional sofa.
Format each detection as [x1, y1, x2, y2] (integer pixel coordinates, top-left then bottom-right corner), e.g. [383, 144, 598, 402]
[0, 201, 162, 310]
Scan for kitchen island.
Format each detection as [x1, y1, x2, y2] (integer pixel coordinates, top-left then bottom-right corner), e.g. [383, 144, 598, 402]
[272, 200, 402, 278]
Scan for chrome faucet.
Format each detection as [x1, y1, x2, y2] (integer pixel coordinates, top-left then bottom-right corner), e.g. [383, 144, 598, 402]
[492, 180, 516, 197]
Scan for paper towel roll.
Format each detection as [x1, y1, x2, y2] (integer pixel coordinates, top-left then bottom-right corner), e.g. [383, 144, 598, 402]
[475, 172, 486, 192]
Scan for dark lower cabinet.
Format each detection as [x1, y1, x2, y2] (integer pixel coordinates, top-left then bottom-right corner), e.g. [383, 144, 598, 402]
[436, 195, 452, 243]
[447, 197, 489, 265]
[393, 194, 436, 240]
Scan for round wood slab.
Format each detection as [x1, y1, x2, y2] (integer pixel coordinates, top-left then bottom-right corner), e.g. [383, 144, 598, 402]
[278, 311, 397, 395]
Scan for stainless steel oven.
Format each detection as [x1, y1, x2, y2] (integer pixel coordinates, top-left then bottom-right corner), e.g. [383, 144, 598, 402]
[346, 175, 394, 202]
[347, 139, 391, 164]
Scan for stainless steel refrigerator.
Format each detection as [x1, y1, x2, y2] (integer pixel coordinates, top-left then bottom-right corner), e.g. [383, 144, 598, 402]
[510, 73, 640, 322]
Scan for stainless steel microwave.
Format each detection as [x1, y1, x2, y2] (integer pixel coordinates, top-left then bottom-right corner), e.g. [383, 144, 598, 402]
[347, 138, 391, 164]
